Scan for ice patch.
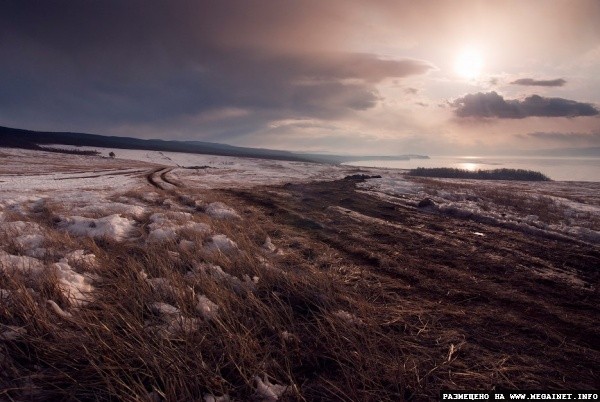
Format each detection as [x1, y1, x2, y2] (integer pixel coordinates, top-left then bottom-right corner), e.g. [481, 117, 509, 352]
[205, 202, 240, 219]
[59, 214, 135, 241]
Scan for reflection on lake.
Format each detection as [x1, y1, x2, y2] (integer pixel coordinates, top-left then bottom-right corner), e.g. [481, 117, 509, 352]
[343, 156, 600, 182]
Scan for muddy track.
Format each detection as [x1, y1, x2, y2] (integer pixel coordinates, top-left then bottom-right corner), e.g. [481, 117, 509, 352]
[160, 169, 182, 187]
[221, 177, 600, 389]
[146, 167, 183, 190]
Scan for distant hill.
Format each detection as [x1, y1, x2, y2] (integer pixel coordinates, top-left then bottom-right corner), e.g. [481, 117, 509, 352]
[0, 125, 429, 164]
[0, 125, 309, 162]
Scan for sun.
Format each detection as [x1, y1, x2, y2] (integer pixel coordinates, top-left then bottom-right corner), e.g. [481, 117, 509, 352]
[454, 47, 484, 79]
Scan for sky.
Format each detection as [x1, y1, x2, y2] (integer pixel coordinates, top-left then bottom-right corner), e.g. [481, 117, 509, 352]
[1, 0, 600, 156]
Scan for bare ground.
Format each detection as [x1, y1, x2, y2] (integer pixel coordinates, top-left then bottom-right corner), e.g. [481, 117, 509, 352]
[216, 176, 600, 392]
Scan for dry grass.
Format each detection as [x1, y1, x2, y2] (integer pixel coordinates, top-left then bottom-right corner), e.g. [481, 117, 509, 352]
[1, 181, 598, 401]
[0, 195, 416, 401]
[412, 177, 594, 227]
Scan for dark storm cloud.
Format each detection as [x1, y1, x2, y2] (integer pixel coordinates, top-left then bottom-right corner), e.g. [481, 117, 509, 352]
[0, 0, 434, 137]
[510, 78, 567, 87]
[452, 91, 599, 119]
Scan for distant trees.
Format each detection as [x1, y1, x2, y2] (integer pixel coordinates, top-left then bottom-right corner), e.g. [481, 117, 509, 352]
[109, 151, 116, 158]
[407, 167, 551, 181]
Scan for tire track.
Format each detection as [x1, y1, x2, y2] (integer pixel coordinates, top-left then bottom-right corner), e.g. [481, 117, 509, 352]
[146, 167, 183, 190]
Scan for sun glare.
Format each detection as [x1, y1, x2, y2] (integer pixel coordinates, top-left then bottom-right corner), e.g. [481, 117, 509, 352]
[454, 47, 484, 79]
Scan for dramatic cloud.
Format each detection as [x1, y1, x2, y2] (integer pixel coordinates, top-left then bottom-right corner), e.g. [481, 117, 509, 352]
[1, 0, 600, 153]
[0, 0, 434, 139]
[510, 78, 567, 87]
[452, 92, 599, 119]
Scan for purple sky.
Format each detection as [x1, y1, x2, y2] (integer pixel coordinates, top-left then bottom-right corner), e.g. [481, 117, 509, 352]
[1, 0, 599, 155]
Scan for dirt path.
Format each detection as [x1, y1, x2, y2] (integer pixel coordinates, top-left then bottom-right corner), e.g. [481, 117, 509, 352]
[219, 176, 600, 391]
[146, 167, 182, 190]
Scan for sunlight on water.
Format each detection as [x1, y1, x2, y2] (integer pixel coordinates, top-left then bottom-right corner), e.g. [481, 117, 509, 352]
[458, 162, 479, 171]
[343, 156, 600, 181]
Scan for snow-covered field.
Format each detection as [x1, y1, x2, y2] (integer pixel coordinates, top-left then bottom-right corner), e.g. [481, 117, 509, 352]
[1, 146, 598, 399]
[1, 145, 597, 316]
[40, 145, 355, 189]
[1, 146, 598, 263]
[0, 147, 362, 399]
[358, 175, 600, 244]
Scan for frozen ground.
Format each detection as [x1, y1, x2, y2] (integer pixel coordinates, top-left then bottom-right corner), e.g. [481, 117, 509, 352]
[357, 175, 600, 244]
[0, 146, 599, 399]
[39, 145, 355, 189]
[0, 146, 597, 304]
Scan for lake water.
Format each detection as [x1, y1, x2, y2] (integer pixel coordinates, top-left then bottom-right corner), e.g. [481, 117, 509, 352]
[343, 156, 600, 182]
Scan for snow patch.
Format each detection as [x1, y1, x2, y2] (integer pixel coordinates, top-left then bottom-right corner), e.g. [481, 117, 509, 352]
[357, 177, 421, 196]
[52, 262, 95, 307]
[147, 228, 178, 243]
[196, 295, 219, 320]
[0, 251, 44, 275]
[59, 214, 135, 241]
[62, 250, 98, 269]
[15, 234, 45, 250]
[46, 300, 72, 318]
[191, 263, 258, 294]
[147, 212, 210, 243]
[1, 221, 42, 237]
[262, 236, 277, 253]
[333, 310, 364, 325]
[205, 202, 240, 219]
[74, 202, 146, 219]
[150, 302, 198, 334]
[205, 234, 238, 254]
[254, 376, 289, 401]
